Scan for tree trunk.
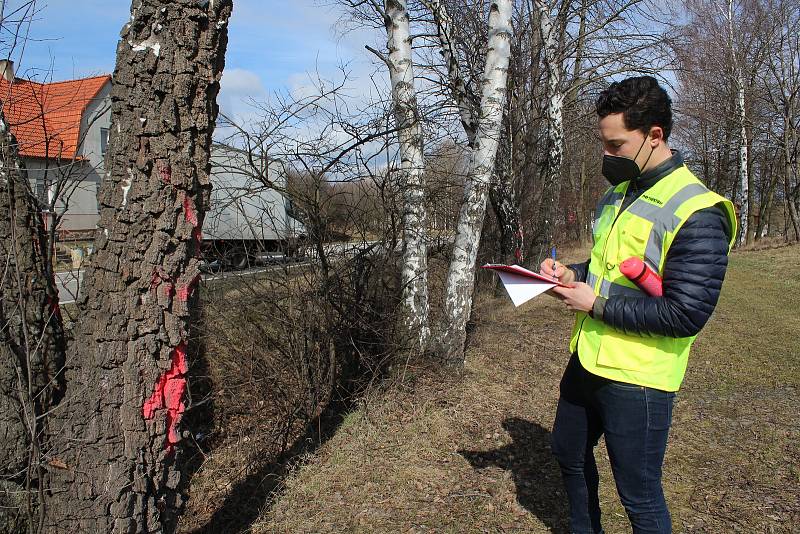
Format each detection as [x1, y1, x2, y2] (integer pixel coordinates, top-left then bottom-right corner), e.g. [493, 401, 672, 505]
[754, 154, 778, 240]
[384, 0, 430, 352]
[531, 0, 565, 263]
[43, 1, 232, 531]
[0, 112, 67, 520]
[786, 175, 800, 242]
[441, 0, 513, 365]
[427, 0, 522, 266]
[489, 118, 523, 264]
[729, 0, 749, 248]
[426, 0, 479, 143]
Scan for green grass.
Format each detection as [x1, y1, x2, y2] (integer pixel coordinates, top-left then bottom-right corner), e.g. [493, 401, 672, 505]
[690, 245, 800, 390]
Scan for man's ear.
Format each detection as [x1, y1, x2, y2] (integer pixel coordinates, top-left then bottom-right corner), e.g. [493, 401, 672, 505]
[649, 126, 665, 146]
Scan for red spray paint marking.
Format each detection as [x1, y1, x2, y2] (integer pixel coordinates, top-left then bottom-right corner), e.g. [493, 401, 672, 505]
[177, 273, 201, 302]
[143, 342, 188, 453]
[183, 194, 198, 227]
[46, 262, 63, 321]
[192, 226, 203, 255]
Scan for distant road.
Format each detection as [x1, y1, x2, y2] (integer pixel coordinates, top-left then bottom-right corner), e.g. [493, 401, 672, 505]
[54, 239, 391, 303]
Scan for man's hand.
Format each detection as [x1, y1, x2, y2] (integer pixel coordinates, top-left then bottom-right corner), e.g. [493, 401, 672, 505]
[551, 282, 596, 313]
[539, 258, 576, 284]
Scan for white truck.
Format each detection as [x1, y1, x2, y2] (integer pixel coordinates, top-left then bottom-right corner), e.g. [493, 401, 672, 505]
[202, 145, 305, 270]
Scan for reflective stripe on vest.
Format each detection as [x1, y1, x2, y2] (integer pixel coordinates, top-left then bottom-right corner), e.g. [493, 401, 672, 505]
[572, 165, 737, 392]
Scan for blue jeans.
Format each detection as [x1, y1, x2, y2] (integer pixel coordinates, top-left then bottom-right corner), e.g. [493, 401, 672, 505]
[551, 353, 675, 534]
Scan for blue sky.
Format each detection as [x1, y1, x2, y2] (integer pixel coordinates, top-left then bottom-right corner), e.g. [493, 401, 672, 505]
[6, 0, 380, 124]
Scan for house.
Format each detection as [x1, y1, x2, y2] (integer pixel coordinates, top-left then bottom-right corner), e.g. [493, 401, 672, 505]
[0, 64, 304, 265]
[0, 61, 111, 239]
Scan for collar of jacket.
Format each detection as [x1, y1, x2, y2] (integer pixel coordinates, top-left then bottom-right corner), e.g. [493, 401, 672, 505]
[629, 149, 684, 192]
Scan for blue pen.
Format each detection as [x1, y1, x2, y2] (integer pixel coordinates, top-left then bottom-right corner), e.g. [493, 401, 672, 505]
[551, 246, 558, 281]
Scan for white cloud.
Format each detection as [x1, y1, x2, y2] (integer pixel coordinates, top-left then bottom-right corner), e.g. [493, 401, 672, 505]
[220, 68, 267, 98]
[216, 68, 268, 135]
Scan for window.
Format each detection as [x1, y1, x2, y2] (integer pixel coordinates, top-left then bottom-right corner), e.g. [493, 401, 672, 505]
[100, 127, 109, 155]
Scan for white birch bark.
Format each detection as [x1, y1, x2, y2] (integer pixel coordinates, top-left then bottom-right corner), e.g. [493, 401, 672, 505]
[426, 0, 479, 145]
[728, 0, 749, 246]
[427, 0, 522, 264]
[534, 0, 565, 259]
[385, 0, 430, 349]
[441, 0, 513, 364]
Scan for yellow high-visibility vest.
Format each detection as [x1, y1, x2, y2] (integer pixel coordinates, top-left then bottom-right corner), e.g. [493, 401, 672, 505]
[570, 164, 737, 391]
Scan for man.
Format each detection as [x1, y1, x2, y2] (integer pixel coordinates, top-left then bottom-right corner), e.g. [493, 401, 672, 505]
[539, 76, 737, 534]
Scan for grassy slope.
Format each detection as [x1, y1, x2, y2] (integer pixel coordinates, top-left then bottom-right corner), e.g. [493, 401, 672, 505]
[256, 245, 800, 533]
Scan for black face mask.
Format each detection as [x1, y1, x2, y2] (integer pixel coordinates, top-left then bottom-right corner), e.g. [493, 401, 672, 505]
[601, 135, 653, 186]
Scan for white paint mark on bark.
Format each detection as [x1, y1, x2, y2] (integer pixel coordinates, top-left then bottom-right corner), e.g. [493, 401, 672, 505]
[129, 36, 161, 57]
[121, 168, 134, 207]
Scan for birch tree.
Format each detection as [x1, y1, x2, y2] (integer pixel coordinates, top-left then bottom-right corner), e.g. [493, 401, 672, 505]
[678, 0, 772, 245]
[382, 0, 431, 351]
[425, 0, 524, 265]
[441, 0, 513, 364]
[532, 0, 566, 261]
[727, 0, 751, 246]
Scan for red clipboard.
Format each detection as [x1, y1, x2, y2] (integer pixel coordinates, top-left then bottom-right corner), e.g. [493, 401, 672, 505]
[481, 263, 570, 287]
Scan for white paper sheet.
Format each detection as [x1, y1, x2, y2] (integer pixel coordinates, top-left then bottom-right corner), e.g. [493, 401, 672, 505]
[496, 270, 557, 307]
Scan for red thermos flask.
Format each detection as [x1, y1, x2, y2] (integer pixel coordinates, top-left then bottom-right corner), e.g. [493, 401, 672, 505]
[619, 257, 663, 297]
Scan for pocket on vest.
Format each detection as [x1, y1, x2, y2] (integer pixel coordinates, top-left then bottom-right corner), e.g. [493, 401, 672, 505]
[617, 226, 650, 268]
[597, 331, 666, 373]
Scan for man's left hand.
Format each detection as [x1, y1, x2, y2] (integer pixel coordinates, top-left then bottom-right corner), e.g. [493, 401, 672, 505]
[551, 282, 596, 313]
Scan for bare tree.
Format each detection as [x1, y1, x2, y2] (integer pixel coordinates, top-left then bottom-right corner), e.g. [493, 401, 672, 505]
[424, 0, 523, 267]
[532, 0, 565, 259]
[0, 109, 67, 532]
[677, 0, 774, 245]
[762, 0, 800, 241]
[727, 0, 751, 246]
[0, 0, 233, 531]
[440, 0, 513, 364]
[378, 0, 431, 352]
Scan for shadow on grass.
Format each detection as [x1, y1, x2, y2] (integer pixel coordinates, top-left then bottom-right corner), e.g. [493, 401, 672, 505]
[188, 396, 351, 534]
[459, 417, 569, 533]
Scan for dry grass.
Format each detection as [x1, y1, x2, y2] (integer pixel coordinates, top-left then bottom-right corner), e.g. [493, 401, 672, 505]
[250, 244, 800, 533]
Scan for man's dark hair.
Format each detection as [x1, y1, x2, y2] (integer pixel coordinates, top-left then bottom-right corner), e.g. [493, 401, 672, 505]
[596, 76, 673, 140]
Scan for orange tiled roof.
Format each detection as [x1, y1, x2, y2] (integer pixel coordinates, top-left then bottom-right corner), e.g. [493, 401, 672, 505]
[0, 74, 111, 160]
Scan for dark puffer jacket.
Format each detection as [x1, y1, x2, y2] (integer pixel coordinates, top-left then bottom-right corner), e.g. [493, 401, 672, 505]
[569, 151, 732, 338]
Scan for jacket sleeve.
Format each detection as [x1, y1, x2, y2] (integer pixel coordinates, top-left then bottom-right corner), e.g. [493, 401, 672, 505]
[568, 260, 590, 283]
[598, 204, 731, 338]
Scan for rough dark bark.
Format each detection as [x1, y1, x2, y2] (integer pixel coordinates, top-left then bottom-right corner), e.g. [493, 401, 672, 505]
[0, 113, 66, 491]
[488, 117, 523, 264]
[42, 1, 232, 531]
